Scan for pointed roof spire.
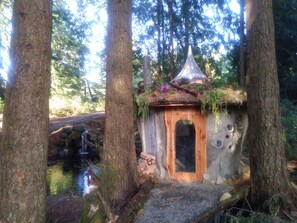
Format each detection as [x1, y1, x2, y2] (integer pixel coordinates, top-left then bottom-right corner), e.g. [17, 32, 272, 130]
[171, 46, 206, 84]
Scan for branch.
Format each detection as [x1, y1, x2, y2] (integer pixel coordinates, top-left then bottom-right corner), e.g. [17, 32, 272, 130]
[168, 82, 198, 97]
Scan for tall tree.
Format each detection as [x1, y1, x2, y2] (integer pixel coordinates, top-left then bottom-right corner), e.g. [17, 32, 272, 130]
[156, 0, 164, 79]
[0, 0, 52, 222]
[167, 0, 175, 80]
[239, 0, 245, 87]
[103, 0, 139, 213]
[133, 0, 239, 81]
[273, 0, 297, 101]
[51, 0, 89, 99]
[246, 0, 296, 210]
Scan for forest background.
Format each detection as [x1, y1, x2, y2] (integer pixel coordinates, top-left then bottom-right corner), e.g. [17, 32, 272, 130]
[0, 0, 296, 159]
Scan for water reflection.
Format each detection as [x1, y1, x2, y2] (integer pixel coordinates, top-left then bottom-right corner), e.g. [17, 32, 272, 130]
[46, 160, 97, 196]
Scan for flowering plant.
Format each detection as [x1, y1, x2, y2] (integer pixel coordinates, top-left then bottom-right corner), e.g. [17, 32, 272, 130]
[160, 85, 170, 92]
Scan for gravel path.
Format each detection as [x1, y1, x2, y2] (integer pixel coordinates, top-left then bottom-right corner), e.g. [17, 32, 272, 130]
[136, 180, 233, 223]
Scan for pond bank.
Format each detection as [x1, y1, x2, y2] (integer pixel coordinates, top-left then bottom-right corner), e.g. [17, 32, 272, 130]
[46, 194, 83, 223]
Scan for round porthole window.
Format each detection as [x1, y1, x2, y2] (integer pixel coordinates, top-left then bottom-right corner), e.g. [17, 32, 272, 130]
[212, 139, 224, 149]
[226, 124, 234, 132]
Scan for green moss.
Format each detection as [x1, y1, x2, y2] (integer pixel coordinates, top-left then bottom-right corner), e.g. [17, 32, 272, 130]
[264, 193, 291, 216]
[68, 130, 81, 140]
[73, 124, 86, 132]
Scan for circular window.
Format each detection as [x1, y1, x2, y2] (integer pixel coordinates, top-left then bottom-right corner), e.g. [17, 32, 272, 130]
[212, 139, 224, 149]
[226, 124, 234, 132]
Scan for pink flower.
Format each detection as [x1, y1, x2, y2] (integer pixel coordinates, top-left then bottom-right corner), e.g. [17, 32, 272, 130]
[160, 85, 170, 92]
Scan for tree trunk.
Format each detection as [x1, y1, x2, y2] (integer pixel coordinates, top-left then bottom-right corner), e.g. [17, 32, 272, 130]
[239, 0, 245, 87]
[0, 0, 52, 222]
[156, 0, 163, 80]
[168, 0, 174, 80]
[143, 55, 152, 90]
[246, 0, 296, 210]
[182, 0, 190, 59]
[104, 0, 139, 210]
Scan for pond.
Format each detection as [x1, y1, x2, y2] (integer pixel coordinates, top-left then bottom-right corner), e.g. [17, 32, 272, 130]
[46, 159, 99, 196]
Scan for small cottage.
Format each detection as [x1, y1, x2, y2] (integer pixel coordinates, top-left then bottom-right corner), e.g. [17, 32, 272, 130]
[137, 47, 248, 184]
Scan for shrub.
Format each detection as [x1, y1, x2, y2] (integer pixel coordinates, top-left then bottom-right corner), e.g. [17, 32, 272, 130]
[281, 99, 297, 160]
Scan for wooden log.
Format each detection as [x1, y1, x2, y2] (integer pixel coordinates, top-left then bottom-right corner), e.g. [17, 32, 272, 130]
[191, 185, 249, 223]
[143, 165, 156, 175]
[140, 152, 156, 160]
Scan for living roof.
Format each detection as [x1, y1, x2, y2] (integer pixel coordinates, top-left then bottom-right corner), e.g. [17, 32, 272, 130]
[138, 46, 246, 109]
[138, 82, 247, 108]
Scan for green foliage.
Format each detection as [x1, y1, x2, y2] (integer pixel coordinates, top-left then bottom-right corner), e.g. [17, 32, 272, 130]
[51, 0, 90, 98]
[80, 161, 121, 222]
[98, 165, 119, 204]
[80, 198, 105, 223]
[133, 93, 150, 118]
[221, 198, 290, 223]
[264, 194, 291, 216]
[194, 84, 207, 94]
[274, 0, 297, 101]
[201, 88, 226, 114]
[133, 0, 240, 82]
[0, 97, 4, 113]
[49, 95, 104, 117]
[281, 99, 297, 160]
[219, 193, 292, 223]
[132, 46, 144, 87]
[88, 132, 103, 155]
[221, 210, 287, 223]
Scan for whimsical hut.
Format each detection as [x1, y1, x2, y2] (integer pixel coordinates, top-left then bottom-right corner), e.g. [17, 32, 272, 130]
[137, 47, 248, 184]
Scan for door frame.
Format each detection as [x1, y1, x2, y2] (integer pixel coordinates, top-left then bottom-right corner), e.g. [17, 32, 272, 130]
[165, 107, 206, 181]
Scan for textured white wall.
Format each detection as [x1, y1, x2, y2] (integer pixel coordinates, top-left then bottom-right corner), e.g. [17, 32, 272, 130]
[206, 110, 248, 183]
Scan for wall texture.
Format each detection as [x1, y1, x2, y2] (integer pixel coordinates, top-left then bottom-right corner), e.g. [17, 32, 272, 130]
[138, 107, 248, 183]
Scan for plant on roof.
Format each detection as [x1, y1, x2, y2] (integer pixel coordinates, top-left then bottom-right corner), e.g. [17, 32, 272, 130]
[195, 84, 207, 94]
[133, 93, 150, 119]
[160, 85, 170, 92]
[201, 88, 226, 114]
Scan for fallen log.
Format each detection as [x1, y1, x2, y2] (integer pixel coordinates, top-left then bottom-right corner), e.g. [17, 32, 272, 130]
[191, 184, 250, 223]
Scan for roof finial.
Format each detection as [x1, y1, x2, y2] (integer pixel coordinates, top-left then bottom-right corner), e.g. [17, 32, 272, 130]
[170, 45, 206, 84]
[188, 45, 193, 57]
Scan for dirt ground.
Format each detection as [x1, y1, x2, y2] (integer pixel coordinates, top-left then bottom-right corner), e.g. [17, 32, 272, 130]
[46, 195, 84, 223]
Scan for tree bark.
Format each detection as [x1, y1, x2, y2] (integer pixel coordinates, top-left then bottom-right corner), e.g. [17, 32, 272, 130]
[246, 0, 296, 210]
[239, 0, 245, 87]
[0, 0, 52, 222]
[168, 0, 175, 80]
[156, 0, 163, 80]
[143, 55, 152, 90]
[104, 0, 139, 210]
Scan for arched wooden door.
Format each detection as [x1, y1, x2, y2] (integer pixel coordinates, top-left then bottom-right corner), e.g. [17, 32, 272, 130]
[165, 107, 206, 181]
